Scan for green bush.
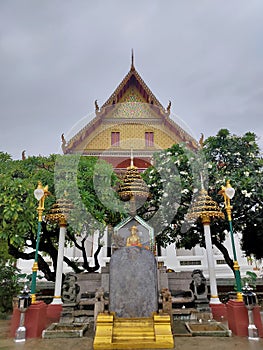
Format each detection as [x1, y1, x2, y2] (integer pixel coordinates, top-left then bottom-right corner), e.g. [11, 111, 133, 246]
[242, 271, 257, 290]
[0, 261, 21, 316]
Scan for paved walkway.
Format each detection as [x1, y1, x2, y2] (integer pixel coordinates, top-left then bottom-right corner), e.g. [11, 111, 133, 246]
[1, 319, 263, 350]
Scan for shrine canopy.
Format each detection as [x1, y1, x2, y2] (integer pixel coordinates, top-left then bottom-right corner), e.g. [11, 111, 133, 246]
[113, 215, 155, 253]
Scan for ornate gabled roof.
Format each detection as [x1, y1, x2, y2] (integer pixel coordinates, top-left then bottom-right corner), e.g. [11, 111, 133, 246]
[100, 54, 164, 110]
[63, 54, 198, 154]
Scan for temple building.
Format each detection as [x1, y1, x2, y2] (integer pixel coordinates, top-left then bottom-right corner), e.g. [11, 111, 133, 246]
[62, 53, 198, 172]
[18, 55, 253, 280]
[58, 55, 251, 279]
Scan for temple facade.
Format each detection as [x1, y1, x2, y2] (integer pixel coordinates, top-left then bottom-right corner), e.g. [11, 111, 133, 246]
[59, 56, 252, 278]
[62, 55, 198, 171]
[18, 56, 254, 280]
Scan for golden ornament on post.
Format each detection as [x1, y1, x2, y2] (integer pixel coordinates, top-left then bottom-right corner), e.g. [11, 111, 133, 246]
[45, 196, 73, 305]
[117, 152, 150, 216]
[186, 189, 225, 308]
[186, 189, 225, 223]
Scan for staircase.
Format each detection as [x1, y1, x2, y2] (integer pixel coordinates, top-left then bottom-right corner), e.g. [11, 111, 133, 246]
[93, 313, 174, 349]
[113, 317, 155, 346]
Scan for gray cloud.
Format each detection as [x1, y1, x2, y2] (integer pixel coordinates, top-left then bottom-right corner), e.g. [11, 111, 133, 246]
[0, 0, 262, 159]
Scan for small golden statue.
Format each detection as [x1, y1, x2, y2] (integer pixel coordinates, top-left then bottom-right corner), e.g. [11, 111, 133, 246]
[126, 225, 141, 247]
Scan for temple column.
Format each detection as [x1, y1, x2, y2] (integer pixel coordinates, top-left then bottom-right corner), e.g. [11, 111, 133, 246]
[202, 216, 220, 304]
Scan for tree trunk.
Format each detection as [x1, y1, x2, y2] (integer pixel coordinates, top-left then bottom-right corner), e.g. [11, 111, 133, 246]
[213, 239, 235, 275]
[8, 243, 55, 281]
[82, 243, 102, 273]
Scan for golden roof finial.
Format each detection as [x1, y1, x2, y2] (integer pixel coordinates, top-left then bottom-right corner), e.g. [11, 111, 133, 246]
[61, 133, 67, 154]
[95, 100, 99, 115]
[131, 49, 135, 71]
[199, 133, 204, 149]
[166, 100, 171, 115]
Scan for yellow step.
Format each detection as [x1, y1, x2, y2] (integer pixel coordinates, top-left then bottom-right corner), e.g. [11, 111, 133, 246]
[114, 329, 154, 334]
[105, 341, 174, 349]
[114, 319, 153, 326]
[93, 313, 174, 349]
[113, 333, 155, 338]
[113, 339, 156, 344]
[113, 329, 154, 336]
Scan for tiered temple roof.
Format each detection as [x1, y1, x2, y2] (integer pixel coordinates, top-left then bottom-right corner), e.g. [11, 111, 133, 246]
[62, 53, 198, 170]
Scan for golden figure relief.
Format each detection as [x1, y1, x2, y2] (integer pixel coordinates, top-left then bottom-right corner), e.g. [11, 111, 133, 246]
[126, 225, 142, 247]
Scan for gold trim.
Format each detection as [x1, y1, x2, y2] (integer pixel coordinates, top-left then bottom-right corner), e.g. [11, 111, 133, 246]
[32, 262, 38, 272]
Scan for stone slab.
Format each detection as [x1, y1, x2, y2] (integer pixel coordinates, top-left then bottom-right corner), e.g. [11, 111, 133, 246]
[42, 323, 88, 338]
[185, 322, 231, 337]
[109, 247, 158, 318]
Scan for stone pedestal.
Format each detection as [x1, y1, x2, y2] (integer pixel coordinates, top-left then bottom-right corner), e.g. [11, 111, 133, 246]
[101, 264, 110, 292]
[194, 299, 210, 312]
[59, 303, 78, 323]
[157, 265, 168, 291]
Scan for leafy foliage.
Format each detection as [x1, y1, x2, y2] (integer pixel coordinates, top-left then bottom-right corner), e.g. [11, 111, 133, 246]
[140, 130, 263, 272]
[242, 271, 257, 290]
[0, 153, 122, 279]
[203, 130, 263, 260]
[140, 143, 198, 249]
[0, 259, 20, 316]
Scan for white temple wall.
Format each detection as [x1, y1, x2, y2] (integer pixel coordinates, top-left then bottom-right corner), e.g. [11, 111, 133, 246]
[16, 229, 258, 280]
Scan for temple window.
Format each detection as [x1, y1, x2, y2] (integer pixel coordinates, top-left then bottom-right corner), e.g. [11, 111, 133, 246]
[111, 132, 120, 147]
[145, 132, 154, 147]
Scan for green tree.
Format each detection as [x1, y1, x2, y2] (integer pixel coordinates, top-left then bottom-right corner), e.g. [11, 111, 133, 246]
[140, 143, 197, 250]
[203, 129, 263, 261]
[54, 154, 124, 272]
[0, 260, 21, 317]
[140, 130, 263, 274]
[0, 236, 20, 317]
[0, 153, 122, 280]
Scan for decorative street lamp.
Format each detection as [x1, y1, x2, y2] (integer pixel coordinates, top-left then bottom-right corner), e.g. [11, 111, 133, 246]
[45, 197, 73, 304]
[219, 180, 243, 302]
[31, 181, 50, 303]
[186, 189, 225, 305]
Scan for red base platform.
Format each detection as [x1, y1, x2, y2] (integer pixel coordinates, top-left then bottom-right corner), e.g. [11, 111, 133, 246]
[10, 301, 47, 338]
[210, 303, 227, 321]
[226, 299, 263, 337]
[46, 303, 62, 326]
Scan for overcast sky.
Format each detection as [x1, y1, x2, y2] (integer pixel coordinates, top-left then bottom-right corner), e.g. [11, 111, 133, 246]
[1, 0, 263, 160]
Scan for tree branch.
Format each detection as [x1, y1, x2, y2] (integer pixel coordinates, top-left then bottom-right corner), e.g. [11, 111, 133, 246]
[8, 242, 55, 281]
[212, 239, 235, 274]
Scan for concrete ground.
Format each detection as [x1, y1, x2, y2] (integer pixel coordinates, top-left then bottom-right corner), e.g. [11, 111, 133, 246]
[1, 319, 263, 350]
